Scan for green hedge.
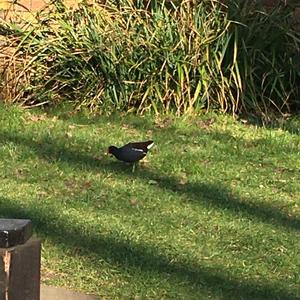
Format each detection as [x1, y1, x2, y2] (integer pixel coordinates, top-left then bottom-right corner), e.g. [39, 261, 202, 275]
[1, 0, 300, 116]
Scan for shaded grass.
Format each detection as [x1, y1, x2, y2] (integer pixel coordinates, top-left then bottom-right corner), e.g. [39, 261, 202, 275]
[0, 104, 300, 299]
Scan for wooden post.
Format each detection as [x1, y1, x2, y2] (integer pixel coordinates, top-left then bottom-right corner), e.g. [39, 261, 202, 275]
[0, 219, 41, 300]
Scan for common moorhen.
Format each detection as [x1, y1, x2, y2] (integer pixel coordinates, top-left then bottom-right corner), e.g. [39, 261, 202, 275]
[108, 140, 154, 166]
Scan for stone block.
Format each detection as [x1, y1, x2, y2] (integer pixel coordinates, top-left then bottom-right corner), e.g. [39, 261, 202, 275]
[41, 285, 98, 300]
[0, 238, 41, 300]
[0, 219, 41, 300]
[0, 219, 32, 248]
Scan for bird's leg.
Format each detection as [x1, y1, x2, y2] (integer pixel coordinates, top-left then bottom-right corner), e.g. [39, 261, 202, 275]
[132, 162, 136, 173]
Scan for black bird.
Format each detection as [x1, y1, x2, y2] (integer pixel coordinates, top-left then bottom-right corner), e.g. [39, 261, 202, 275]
[107, 140, 154, 169]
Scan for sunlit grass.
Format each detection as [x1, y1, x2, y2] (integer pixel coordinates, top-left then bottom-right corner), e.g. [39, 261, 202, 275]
[0, 104, 299, 299]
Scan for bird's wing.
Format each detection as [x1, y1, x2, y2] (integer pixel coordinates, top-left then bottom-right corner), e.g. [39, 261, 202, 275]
[131, 147, 146, 154]
[129, 140, 154, 151]
[146, 141, 154, 149]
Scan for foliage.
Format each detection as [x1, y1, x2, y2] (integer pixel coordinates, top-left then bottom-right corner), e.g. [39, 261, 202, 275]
[1, 0, 300, 117]
[226, 0, 300, 117]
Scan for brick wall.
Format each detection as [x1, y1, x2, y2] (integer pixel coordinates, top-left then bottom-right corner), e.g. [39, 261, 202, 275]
[0, 0, 78, 20]
[0, 0, 78, 11]
[0, 0, 47, 11]
[1, 1, 300, 22]
[0, 0, 47, 18]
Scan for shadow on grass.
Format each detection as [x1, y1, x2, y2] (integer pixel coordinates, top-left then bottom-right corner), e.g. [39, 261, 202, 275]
[0, 131, 299, 232]
[236, 114, 300, 136]
[0, 195, 298, 300]
[41, 98, 300, 135]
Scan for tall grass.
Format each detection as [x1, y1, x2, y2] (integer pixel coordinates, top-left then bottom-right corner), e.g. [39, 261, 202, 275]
[1, 0, 300, 116]
[226, 0, 300, 117]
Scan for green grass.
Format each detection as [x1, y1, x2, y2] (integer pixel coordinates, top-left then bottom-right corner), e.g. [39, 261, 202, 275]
[0, 104, 300, 299]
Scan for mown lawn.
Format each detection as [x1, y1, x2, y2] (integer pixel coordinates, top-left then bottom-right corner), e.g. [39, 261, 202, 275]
[0, 104, 299, 299]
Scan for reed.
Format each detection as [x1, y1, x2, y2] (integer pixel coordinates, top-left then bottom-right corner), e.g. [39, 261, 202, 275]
[1, 0, 300, 117]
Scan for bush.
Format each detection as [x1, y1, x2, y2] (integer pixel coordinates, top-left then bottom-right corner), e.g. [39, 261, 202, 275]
[226, 0, 300, 116]
[1, 0, 300, 117]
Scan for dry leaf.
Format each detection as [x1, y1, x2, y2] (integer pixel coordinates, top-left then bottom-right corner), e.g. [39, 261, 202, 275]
[130, 198, 138, 206]
[140, 158, 149, 165]
[121, 123, 139, 134]
[154, 117, 173, 128]
[201, 159, 210, 165]
[197, 118, 214, 130]
[179, 172, 188, 185]
[27, 114, 47, 122]
[82, 181, 92, 189]
[37, 191, 48, 197]
[148, 179, 158, 185]
[64, 179, 76, 188]
[179, 178, 188, 185]
[15, 168, 25, 177]
[93, 155, 104, 160]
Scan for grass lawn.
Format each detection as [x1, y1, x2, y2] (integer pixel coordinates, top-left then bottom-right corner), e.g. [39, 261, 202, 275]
[0, 104, 299, 299]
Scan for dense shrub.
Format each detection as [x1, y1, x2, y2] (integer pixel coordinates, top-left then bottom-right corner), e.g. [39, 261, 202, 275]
[1, 0, 300, 116]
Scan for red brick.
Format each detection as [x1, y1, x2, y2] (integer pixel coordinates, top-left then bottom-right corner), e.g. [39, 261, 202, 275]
[30, 0, 48, 11]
